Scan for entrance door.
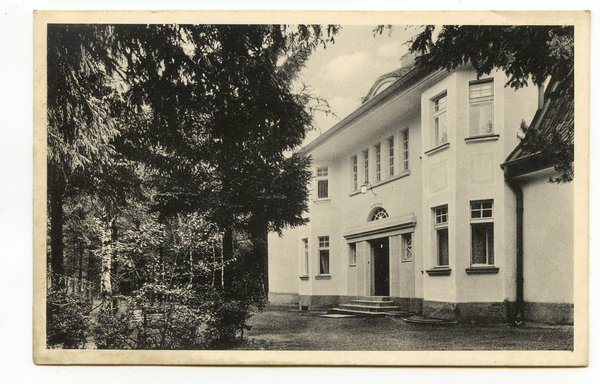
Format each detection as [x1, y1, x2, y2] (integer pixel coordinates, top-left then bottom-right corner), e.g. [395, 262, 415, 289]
[371, 237, 390, 296]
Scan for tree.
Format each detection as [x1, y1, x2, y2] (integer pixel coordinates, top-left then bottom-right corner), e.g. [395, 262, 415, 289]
[111, 24, 333, 296]
[376, 25, 574, 181]
[47, 24, 338, 347]
[47, 24, 121, 282]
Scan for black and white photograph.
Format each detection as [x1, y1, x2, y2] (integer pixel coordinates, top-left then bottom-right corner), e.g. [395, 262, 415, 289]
[30, 10, 589, 366]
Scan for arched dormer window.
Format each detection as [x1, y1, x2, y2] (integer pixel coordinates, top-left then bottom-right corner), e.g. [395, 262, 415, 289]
[369, 207, 389, 221]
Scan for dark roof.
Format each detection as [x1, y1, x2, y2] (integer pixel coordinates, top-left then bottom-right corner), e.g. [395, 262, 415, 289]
[502, 76, 574, 172]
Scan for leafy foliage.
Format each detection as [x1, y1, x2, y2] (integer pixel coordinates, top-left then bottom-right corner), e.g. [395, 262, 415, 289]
[407, 25, 573, 90]
[46, 283, 91, 349]
[47, 24, 338, 349]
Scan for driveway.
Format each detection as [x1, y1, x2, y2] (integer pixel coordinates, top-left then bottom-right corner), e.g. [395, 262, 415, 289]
[239, 305, 574, 351]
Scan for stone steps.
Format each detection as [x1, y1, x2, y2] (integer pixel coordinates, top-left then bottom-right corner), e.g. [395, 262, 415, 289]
[327, 297, 412, 318]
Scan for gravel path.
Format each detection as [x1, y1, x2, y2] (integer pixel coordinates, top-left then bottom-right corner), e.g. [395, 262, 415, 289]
[239, 306, 574, 351]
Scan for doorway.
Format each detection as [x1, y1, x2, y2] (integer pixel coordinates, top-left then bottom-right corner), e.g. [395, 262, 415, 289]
[370, 237, 390, 296]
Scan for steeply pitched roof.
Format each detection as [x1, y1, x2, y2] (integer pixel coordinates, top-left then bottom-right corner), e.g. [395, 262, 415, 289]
[503, 76, 574, 173]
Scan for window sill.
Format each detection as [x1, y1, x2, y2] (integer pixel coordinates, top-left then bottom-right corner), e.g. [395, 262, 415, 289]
[349, 263, 356, 267]
[465, 266, 499, 274]
[464, 134, 499, 143]
[425, 267, 452, 276]
[424, 142, 450, 156]
[315, 275, 331, 280]
[313, 198, 331, 204]
[299, 275, 309, 280]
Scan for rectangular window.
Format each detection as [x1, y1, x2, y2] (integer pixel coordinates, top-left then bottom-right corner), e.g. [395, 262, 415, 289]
[375, 144, 381, 182]
[352, 156, 358, 191]
[349, 243, 357, 266]
[471, 200, 494, 265]
[363, 149, 369, 183]
[316, 167, 328, 199]
[469, 80, 494, 137]
[433, 93, 448, 146]
[388, 137, 394, 177]
[434, 205, 449, 266]
[302, 238, 309, 276]
[401, 233, 413, 262]
[318, 236, 330, 275]
[402, 129, 409, 171]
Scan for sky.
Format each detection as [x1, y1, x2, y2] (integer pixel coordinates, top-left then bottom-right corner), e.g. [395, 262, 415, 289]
[297, 25, 423, 145]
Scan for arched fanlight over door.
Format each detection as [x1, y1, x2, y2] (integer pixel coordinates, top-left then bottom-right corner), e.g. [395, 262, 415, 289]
[369, 207, 389, 221]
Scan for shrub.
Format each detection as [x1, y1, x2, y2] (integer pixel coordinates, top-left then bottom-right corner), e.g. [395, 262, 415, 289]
[46, 287, 90, 349]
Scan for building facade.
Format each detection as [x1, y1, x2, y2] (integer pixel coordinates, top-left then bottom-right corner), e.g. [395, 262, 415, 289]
[268, 56, 574, 325]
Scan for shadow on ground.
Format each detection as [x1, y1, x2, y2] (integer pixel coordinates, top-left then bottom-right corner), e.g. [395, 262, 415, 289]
[237, 305, 574, 351]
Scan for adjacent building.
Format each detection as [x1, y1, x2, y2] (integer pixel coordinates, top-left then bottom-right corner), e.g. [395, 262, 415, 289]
[268, 54, 574, 324]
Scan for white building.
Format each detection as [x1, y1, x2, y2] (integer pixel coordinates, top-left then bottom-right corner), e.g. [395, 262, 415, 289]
[268, 54, 574, 325]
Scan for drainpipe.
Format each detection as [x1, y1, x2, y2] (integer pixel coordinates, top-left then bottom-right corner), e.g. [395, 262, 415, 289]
[504, 172, 524, 324]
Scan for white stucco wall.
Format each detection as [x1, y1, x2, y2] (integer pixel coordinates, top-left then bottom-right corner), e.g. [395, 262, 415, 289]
[269, 65, 548, 312]
[521, 169, 574, 304]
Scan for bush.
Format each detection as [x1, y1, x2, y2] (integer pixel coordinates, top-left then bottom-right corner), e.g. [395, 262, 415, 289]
[90, 294, 208, 349]
[46, 288, 90, 349]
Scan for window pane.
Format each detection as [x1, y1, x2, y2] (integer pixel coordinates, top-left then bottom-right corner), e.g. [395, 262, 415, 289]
[437, 228, 449, 266]
[471, 224, 487, 264]
[318, 236, 329, 248]
[472, 223, 494, 265]
[469, 101, 493, 136]
[402, 233, 412, 261]
[364, 150, 369, 182]
[352, 156, 358, 190]
[402, 130, 409, 171]
[376, 144, 381, 181]
[317, 179, 328, 199]
[435, 95, 447, 111]
[320, 250, 330, 274]
[302, 239, 309, 275]
[470, 82, 493, 99]
[487, 225, 494, 264]
[435, 112, 447, 145]
[436, 206, 448, 224]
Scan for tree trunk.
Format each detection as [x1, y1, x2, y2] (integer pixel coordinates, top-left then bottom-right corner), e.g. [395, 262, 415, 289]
[100, 218, 114, 299]
[48, 162, 65, 286]
[78, 243, 83, 293]
[249, 219, 269, 297]
[110, 218, 119, 295]
[222, 227, 234, 290]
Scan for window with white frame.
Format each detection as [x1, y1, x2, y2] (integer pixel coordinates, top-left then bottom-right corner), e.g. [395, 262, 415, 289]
[388, 137, 395, 177]
[349, 243, 357, 266]
[375, 143, 381, 182]
[401, 232, 413, 262]
[469, 79, 494, 137]
[402, 128, 409, 171]
[470, 200, 494, 265]
[434, 205, 449, 266]
[318, 236, 330, 275]
[351, 155, 358, 191]
[363, 149, 369, 184]
[302, 238, 309, 276]
[433, 93, 448, 146]
[316, 167, 328, 199]
[369, 207, 389, 221]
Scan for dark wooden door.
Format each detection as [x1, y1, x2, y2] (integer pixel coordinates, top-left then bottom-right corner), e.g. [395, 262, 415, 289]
[372, 237, 389, 296]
